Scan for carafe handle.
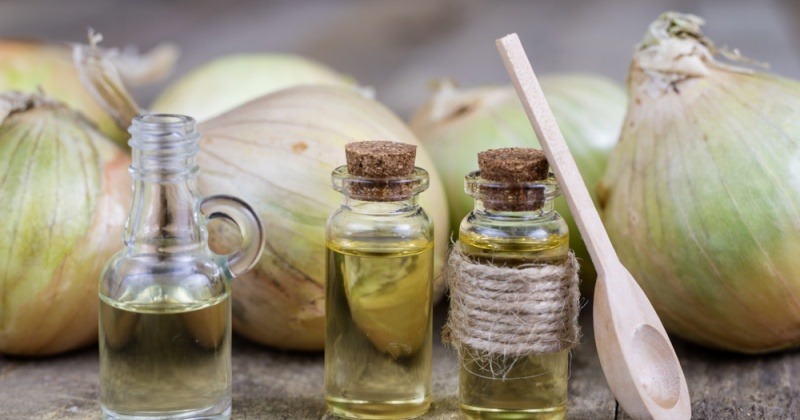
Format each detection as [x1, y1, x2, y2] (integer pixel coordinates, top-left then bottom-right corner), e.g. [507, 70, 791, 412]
[200, 195, 265, 278]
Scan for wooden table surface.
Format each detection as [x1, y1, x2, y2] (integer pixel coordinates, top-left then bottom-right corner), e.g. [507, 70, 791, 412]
[2, 303, 799, 419]
[2, 1, 800, 418]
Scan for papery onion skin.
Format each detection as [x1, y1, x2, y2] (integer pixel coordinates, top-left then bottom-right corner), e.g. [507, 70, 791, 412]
[196, 86, 449, 351]
[410, 76, 626, 287]
[151, 54, 356, 122]
[0, 40, 127, 143]
[0, 94, 130, 356]
[599, 12, 800, 353]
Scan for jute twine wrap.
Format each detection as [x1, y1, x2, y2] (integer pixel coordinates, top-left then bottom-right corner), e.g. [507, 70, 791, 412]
[444, 244, 581, 357]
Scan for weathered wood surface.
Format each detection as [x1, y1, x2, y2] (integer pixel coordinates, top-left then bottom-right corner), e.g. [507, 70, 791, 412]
[3, 304, 800, 419]
[0, 304, 608, 419]
[3, 0, 800, 418]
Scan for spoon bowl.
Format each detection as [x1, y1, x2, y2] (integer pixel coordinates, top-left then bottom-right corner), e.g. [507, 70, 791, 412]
[594, 262, 685, 417]
[496, 33, 691, 419]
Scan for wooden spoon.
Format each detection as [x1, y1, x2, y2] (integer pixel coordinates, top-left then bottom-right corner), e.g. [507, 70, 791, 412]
[496, 33, 690, 419]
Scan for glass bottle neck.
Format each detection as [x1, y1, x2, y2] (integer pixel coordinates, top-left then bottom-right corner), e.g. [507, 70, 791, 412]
[124, 114, 205, 254]
[125, 177, 205, 254]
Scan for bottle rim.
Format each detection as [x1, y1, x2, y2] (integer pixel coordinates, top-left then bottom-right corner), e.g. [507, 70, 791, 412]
[128, 113, 201, 181]
[331, 165, 429, 201]
[129, 113, 200, 152]
[465, 169, 559, 208]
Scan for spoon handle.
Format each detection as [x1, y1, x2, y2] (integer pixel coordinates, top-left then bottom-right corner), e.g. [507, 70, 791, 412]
[496, 34, 618, 275]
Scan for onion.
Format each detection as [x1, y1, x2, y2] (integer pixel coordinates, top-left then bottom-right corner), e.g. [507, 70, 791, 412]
[411, 77, 626, 285]
[599, 12, 800, 353]
[75, 41, 449, 350]
[0, 93, 130, 356]
[0, 37, 175, 145]
[150, 53, 356, 122]
[198, 86, 449, 350]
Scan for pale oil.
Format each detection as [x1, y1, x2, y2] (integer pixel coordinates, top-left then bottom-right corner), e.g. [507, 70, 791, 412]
[457, 228, 570, 420]
[99, 291, 231, 419]
[325, 239, 433, 419]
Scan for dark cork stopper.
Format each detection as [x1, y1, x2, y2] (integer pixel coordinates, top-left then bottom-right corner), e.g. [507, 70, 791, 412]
[345, 141, 417, 201]
[477, 147, 550, 211]
[478, 147, 549, 182]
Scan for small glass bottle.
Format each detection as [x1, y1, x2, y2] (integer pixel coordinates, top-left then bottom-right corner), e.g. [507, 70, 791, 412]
[455, 148, 571, 419]
[98, 114, 264, 420]
[325, 141, 434, 419]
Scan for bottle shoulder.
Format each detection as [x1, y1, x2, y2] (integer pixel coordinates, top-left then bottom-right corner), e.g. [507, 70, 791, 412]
[460, 209, 568, 236]
[99, 249, 228, 304]
[458, 210, 569, 262]
[327, 205, 434, 244]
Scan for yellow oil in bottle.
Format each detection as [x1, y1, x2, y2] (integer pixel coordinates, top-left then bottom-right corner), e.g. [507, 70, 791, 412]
[457, 229, 569, 420]
[99, 292, 231, 419]
[325, 239, 433, 419]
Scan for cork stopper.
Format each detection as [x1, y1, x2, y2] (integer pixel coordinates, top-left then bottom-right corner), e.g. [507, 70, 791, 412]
[346, 141, 416, 178]
[478, 147, 548, 182]
[344, 141, 418, 201]
[476, 147, 550, 211]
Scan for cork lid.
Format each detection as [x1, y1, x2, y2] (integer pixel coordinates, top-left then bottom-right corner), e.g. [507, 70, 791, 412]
[478, 147, 548, 182]
[474, 147, 551, 211]
[342, 141, 420, 201]
[346, 141, 416, 178]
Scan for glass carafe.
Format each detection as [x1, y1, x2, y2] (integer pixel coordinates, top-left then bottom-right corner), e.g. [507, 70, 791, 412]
[98, 114, 264, 420]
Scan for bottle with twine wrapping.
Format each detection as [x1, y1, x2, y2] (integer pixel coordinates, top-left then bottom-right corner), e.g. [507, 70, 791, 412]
[445, 147, 580, 419]
[325, 141, 434, 419]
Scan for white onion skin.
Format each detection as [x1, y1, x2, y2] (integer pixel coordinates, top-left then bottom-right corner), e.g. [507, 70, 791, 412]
[0, 40, 127, 143]
[196, 86, 449, 350]
[599, 66, 800, 354]
[0, 101, 130, 356]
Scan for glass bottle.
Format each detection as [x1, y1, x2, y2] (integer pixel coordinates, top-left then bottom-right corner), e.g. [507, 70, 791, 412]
[456, 148, 570, 419]
[98, 114, 264, 420]
[325, 141, 434, 419]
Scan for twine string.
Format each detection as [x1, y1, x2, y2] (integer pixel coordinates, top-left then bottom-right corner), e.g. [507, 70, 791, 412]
[444, 245, 581, 358]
